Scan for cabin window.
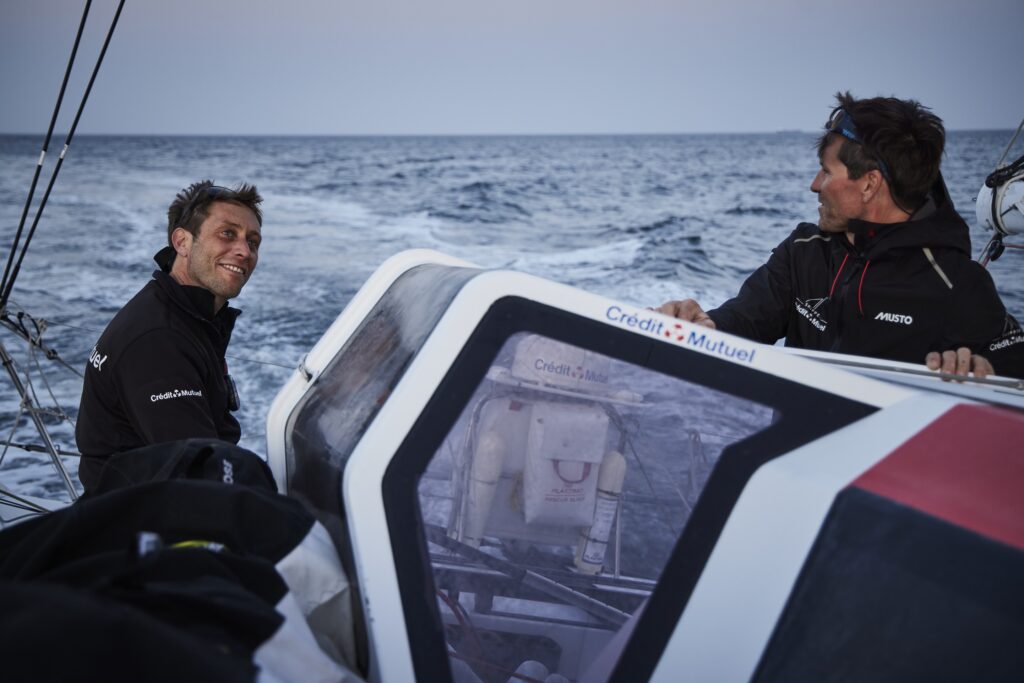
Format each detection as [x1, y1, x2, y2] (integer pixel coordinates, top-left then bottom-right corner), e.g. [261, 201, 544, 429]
[284, 263, 477, 487]
[414, 331, 774, 682]
[380, 297, 875, 682]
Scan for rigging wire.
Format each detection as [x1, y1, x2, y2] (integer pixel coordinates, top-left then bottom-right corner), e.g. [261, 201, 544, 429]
[0, 0, 94, 303]
[0, 0, 127, 313]
[29, 316, 104, 336]
[0, 310, 84, 377]
[7, 308, 297, 371]
[1, 511, 45, 526]
[993, 117, 1024, 170]
[27, 341, 77, 425]
[225, 353, 297, 370]
[0, 1, 124, 509]
[0, 482, 53, 523]
[4, 299, 297, 372]
[0, 307, 295, 375]
[979, 118, 1024, 266]
[0, 342, 78, 474]
[0, 403, 28, 470]
[605, 408, 682, 537]
[2, 442, 80, 457]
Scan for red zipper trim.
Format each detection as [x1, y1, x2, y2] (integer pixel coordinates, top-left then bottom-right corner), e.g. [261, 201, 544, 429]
[829, 253, 850, 298]
[857, 259, 871, 315]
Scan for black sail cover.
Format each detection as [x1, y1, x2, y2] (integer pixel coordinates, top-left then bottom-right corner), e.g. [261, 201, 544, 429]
[0, 439, 361, 683]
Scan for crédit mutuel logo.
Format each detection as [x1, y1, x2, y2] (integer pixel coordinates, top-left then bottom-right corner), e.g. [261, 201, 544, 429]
[533, 358, 609, 384]
[88, 346, 108, 372]
[989, 317, 1024, 352]
[151, 388, 203, 402]
[604, 305, 757, 363]
[794, 297, 828, 332]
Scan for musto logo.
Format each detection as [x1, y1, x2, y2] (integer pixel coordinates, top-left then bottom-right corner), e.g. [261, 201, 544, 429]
[151, 389, 204, 402]
[874, 311, 914, 325]
[605, 306, 757, 363]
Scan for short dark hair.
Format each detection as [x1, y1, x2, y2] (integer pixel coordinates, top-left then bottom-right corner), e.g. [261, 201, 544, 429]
[166, 180, 263, 245]
[816, 91, 945, 212]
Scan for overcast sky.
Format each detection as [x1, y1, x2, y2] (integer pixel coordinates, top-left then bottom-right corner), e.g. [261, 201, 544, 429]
[2, 0, 1022, 135]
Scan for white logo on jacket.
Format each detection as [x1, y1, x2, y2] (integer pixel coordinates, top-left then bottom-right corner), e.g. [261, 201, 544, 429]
[794, 297, 827, 332]
[150, 389, 203, 402]
[874, 312, 914, 325]
[89, 346, 108, 372]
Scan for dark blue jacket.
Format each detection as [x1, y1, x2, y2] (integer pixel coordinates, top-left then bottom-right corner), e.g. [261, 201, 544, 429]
[709, 181, 1024, 378]
[75, 268, 241, 490]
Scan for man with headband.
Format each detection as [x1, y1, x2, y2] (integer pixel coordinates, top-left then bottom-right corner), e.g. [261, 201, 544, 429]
[658, 92, 1023, 379]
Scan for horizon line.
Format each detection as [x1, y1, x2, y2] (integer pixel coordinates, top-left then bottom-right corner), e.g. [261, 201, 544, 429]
[0, 127, 1016, 138]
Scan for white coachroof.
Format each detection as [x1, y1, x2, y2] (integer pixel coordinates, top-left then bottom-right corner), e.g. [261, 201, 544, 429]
[265, 249, 1024, 683]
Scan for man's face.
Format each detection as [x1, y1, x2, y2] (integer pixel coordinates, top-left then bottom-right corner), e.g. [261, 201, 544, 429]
[173, 201, 261, 310]
[810, 136, 865, 233]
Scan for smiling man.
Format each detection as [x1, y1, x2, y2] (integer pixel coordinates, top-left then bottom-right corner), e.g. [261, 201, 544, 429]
[75, 181, 263, 491]
[658, 92, 1023, 379]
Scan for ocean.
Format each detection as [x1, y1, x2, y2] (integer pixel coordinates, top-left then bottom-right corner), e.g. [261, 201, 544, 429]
[1, 131, 1021, 500]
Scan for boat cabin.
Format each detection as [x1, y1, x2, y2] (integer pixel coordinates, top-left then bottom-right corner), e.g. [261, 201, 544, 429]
[266, 250, 1024, 683]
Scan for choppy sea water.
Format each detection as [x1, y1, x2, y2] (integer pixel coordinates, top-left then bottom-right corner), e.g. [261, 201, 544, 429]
[1, 132, 1021, 500]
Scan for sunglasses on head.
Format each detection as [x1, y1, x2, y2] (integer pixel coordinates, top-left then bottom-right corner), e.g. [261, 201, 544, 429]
[826, 107, 892, 183]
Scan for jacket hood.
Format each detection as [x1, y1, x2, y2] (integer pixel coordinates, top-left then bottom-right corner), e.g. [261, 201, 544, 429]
[844, 174, 972, 258]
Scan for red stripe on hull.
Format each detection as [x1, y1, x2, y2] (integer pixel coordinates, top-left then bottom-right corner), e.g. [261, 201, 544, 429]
[852, 404, 1024, 551]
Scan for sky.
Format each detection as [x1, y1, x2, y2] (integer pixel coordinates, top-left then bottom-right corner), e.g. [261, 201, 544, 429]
[2, 0, 1023, 136]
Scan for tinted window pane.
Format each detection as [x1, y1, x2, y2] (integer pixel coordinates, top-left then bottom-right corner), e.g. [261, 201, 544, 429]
[417, 332, 773, 683]
[286, 264, 477, 482]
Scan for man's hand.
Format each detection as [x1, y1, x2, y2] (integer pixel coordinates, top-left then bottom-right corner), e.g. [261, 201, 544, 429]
[925, 347, 994, 379]
[656, 299, 716, 329]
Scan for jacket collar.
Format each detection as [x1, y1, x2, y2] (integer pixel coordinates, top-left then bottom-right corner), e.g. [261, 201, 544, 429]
[840, 174, 971, 258]
[151, 268, 241, 338]
[152, 247, 242, 326]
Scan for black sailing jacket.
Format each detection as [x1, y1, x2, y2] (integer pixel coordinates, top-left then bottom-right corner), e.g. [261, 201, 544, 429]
[75, 267, 241, 490]
[708, 180, 1024, 378]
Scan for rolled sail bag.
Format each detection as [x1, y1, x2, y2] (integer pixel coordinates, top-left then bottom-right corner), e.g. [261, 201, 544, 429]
[523, 401, 609, 526]
[0, 444, 360, 682]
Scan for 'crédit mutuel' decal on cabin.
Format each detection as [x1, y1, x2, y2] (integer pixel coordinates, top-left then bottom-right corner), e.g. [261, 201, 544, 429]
[603, 305, 757, 363]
